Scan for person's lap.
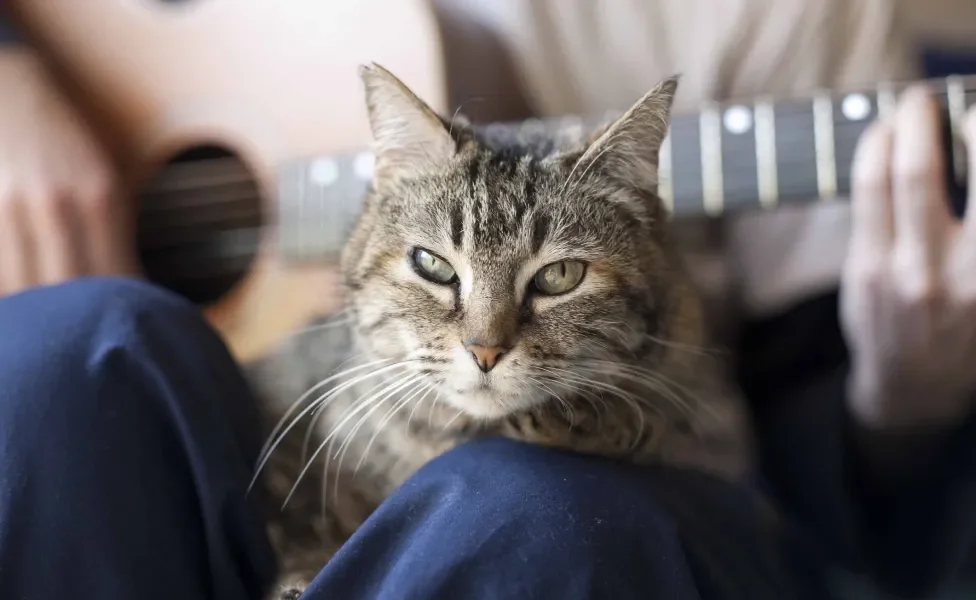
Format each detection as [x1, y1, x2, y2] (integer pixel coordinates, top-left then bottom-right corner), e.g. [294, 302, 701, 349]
[0, 277, 822, 600]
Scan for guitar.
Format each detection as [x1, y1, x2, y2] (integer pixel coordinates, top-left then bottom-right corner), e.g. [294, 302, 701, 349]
[9, 0, 448, 364]
[12, 1, 974, 364]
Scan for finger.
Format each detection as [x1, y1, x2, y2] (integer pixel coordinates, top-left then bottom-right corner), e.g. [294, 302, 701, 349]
[850, 118, 895, 259]
[0, 196, 37, 294]
[891, 86, 952, 258]
[28, 187, 83, 285]
[75, 168, 137, 277]
[962, 106, 976, 236]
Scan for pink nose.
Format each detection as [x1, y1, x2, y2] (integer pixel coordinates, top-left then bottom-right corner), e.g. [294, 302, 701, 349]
[464, 343, 507, 373]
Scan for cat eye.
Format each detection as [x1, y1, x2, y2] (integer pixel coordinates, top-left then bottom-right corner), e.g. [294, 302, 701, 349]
[532, 260, 586, 296]
[411, 248, 458, 284]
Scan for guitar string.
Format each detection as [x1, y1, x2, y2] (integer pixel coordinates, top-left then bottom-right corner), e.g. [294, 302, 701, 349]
[138, 84, 976, 198]
[135, 111, 956, 223]
[137, 84, 975, 277]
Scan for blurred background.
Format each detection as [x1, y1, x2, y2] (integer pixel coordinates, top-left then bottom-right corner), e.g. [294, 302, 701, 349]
[8, 0, 976, 361]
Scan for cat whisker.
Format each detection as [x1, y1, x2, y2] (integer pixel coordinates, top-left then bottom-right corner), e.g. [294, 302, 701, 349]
[538, 367, 658, 451]
[287, 371, 423, 509]
[576, 358, 717, 421]
[321, 434, 337, 519]
[261, 365, 412, 479]
[526, 375, 575, 429]
[324, 374, 426, 506]
[573, 363, 692, 418]
[257, 360, 417, 498]
[427, 389, 444, 430]
[258, 357, 392, 461]
[442, 408, 466, 431]
[285, 315, 353, 340]
[251, 358, 409, 492]
[300, 375, 395, 466]
[354, 381, 432, 476]
[642, 333, 722, 358]
[533, 367, 607, 429]
[406, 384, 436, 428]
[328, 375, 427, 483]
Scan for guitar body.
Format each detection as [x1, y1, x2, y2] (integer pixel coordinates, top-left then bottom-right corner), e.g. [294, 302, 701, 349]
[11, 0, 448, 363]
[10, 1, 975, 366]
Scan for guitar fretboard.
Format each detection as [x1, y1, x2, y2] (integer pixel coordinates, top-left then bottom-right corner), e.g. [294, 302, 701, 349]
[275, 75, 976, 263]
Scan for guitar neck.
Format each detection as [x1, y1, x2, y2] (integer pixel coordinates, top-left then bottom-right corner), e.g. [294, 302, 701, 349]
[662, 76, 973, 218]
[274, 75, 976, 262]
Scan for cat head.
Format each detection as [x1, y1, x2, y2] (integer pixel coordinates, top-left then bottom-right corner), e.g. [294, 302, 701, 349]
[340, 63, 703, 428]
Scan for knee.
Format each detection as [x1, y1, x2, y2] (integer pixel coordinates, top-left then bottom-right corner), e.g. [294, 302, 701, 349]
[0, 277, 229, 434]
[376, 438, 698, 596]
[421, 437, 677, 546]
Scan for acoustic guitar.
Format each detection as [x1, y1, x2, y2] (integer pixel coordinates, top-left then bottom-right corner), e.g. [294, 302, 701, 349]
[9, 0, 448, 364]
[11, 1, 974, 364]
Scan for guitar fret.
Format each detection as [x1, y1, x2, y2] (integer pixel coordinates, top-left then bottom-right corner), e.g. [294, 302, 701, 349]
[754, 99, 778, 209]
[271, 74, 976, 244]
[877, 83, 897, 118]
[277, 154, 370, 264]
[658, 132, 674, 213]
[700, 104, 724, 216]
[947, 75, 968, 185]
[813, 92, 838, 199]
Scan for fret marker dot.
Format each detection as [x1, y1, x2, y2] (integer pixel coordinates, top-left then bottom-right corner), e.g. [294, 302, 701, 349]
[309, 158, 339, 186]
[353, 152, 375, 180]
[723, 106, 753, 134]
[842, 94, 871, 121]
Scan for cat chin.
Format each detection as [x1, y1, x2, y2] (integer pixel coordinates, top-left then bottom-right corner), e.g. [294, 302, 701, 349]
[440, 387, 542, 421]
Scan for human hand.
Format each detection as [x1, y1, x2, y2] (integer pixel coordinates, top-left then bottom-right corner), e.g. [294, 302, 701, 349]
[0, 52, 138, 297]
[841, 85, 976, 433]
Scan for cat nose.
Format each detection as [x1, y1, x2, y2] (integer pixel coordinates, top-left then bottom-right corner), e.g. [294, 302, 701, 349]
[464, 343, 508, 373]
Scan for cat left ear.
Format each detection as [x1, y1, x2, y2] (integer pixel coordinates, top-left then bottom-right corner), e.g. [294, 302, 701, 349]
[359, 62, 458, 183]
[573, 76, 679, 193]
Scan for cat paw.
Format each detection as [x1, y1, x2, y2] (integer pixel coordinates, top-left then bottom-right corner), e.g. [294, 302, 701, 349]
[269, 586, 305, 600]
[268, 577, 308, 600]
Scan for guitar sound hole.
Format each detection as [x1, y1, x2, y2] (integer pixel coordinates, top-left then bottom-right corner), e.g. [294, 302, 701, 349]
[136, 145, 263, 306]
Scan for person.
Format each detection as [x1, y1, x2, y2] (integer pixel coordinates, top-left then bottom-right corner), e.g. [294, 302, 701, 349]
[2, 7, 976, 600]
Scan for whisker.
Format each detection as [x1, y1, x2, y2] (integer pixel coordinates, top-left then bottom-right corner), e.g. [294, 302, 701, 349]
[300, 375, 393, 465]
[643, 333, 722, 357]
[354, 381, 431, 475]
[534, 368, 607, 429]
[526, 375, 575, 429]
[538, 368, 654, 450]
[285, 314, 353, 339]
[257, 361, 407, 476]
[287, 371, 421, 509]
[575, 358, 718, 420]
[442, 408, 466, 431]
[250, 359, 414, 494]
[257, 357, 391, 465]
[328, 374, 426, 506]
[572, 364, 694, 423]
[406, 384, 436, 427]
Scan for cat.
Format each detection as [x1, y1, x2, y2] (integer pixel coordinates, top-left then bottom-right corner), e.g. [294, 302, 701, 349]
[246, 63, 752, 599]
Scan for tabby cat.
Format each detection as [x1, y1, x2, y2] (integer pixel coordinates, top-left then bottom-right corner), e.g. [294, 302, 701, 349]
[247, 63, 751, 598]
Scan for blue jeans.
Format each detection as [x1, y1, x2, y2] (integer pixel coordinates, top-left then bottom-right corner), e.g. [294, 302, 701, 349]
[0, 278, 820, 600]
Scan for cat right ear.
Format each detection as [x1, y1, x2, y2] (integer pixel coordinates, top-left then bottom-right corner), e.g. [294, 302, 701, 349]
[359, 63, 457, 184]
[571, 76, 679, 195]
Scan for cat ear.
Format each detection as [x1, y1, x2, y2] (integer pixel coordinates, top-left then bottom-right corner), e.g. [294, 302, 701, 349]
[573, 76, 679, 193]
[359, 63, 457, 183]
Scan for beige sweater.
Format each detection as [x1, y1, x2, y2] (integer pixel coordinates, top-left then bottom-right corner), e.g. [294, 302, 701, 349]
[434, 0, 967, 330]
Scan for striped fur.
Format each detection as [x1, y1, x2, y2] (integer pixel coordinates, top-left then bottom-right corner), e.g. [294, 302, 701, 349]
[251, 64, 750, 598]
